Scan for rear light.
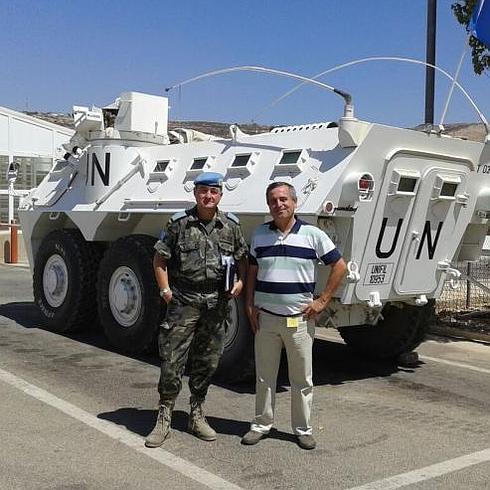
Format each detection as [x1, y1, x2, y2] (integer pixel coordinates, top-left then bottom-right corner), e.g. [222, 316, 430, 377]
[339, 171, 376, 206]
[323, 200, 335, 215]
[358, 173, 375, 201]
[358, 177, 370, 190]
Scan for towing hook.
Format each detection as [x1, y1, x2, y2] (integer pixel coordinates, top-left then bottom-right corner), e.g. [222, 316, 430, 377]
[346, 260, 360, 283]
[447, 268, 461, 290]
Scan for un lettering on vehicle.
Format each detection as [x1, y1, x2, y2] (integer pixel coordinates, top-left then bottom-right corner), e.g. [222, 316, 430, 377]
[363, 262, 394, 285]
[375, 218, 443, 260]
[86, 152, 111, 186]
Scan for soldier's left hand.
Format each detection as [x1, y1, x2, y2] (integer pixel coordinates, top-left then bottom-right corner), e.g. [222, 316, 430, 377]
[229, 279, 244, 297]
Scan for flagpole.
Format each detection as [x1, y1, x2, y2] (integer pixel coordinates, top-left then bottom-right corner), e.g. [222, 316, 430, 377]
[424, 0, 437, 125]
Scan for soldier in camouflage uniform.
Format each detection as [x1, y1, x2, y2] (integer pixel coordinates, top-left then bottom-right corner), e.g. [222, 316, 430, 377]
[145, 172, 248, 448]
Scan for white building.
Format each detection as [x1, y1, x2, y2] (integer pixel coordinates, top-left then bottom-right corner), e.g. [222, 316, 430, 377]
[0, 106, 73, 224]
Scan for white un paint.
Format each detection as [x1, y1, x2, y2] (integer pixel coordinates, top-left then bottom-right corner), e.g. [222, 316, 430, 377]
[0, 367, 242, 490]
[347, 448, 490, 490]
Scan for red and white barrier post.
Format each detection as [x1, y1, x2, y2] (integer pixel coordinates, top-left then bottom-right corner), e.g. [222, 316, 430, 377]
[9, 220, 18, 264]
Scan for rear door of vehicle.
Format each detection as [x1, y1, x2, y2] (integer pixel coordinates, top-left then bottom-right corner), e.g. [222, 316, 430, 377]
[355, 151, 471, 300]
[394, 164, 469, 294]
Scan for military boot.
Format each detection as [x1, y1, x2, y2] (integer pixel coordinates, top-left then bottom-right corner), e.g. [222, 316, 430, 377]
[145, 401, 174, 448]
[188, 398, 217, 441]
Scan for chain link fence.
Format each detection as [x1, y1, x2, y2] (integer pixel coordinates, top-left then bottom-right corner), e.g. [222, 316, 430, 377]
[437, 256, 490, 312]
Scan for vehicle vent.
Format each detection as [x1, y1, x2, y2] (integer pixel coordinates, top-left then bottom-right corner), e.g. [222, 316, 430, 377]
[271, 121, 338, 133]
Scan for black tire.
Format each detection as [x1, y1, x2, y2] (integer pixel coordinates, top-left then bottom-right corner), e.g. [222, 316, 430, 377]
[338, 301, 434, 359]
[215, 296, 255, 383]
[97, 234, 160, 354]
[33, 229, 102, 333]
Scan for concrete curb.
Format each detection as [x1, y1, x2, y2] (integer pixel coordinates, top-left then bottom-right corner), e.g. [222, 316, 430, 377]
[429, 325, 490, 344]
[0, 262, 30, 269]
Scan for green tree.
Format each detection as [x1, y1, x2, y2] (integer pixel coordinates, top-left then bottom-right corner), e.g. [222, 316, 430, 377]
[452, 0, 490, 74]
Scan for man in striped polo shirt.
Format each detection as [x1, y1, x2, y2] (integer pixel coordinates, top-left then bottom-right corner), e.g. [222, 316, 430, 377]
[242, 182, 346, 450]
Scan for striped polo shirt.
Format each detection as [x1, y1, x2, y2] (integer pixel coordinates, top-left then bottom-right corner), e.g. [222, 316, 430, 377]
[249, 218, 341, 316]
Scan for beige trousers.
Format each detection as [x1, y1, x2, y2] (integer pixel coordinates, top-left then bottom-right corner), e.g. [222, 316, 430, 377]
[251, 310, 315, 436]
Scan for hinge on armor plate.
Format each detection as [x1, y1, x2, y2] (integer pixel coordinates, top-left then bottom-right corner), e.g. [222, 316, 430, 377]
[367, 291, 382, 308]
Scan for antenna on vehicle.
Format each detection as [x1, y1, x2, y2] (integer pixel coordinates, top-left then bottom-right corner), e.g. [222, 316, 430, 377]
[252, 56, 489, 137]
[165, 65, 355, 120]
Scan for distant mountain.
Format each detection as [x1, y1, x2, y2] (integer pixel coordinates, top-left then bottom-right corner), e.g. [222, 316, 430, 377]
[24, 111, 74, 128]
[24, 111, 272, 138]
[24, 111, 486, 142]
[413, 123, 487, 143]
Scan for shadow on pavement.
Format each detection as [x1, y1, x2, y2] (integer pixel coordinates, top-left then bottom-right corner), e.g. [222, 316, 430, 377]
[213, 339, 415, 395]
[0, 301, 161, 368]
[0, 302, 43, 329]
[97, 407, 295, 442]
[1, 301, 423, 394]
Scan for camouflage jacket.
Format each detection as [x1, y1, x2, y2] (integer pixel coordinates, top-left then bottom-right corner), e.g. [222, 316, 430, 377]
[154, 206, 248, 301]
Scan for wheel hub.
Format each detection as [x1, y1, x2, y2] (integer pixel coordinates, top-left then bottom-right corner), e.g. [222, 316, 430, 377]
[43, 255, 68, 307]
[108, 266, 142, 327]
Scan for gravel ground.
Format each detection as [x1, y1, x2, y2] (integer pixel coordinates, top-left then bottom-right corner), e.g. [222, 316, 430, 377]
[437, 309, 490, 336]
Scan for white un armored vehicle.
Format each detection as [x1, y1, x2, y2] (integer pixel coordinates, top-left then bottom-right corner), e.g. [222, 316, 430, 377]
[18, 86, 490, 380]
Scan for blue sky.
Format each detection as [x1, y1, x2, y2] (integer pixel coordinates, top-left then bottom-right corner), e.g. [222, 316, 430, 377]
[1, 0, 488, 128]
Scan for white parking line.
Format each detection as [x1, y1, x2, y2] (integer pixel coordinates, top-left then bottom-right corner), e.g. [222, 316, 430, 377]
[0, 367, 242, 490]
[347, 447, 490, 489]
[420, 355, 490, 375]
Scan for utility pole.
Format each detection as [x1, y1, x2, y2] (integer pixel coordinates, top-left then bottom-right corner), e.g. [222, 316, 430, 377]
[425, 0, 437, 125]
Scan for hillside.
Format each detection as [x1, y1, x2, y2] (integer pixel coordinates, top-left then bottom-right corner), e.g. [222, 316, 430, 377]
[24, 111, 487, 142]
[24, 112, 272, 138]
[413, 122, 487, 143]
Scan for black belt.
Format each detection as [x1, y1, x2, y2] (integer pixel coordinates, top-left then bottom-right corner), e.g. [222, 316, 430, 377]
[175, 279, 223, 294]
[260, 308, 303, 318]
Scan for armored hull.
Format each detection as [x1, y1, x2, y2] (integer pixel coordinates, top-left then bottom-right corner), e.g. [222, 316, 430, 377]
[18, 91, 490, 377]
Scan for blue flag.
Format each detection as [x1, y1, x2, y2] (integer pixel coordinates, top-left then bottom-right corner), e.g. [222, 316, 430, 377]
[471, 0, 490, 48]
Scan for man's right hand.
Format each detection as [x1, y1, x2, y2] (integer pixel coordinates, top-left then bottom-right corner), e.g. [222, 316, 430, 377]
[246, 304, 260, 334]
[161, 289, 172, 304]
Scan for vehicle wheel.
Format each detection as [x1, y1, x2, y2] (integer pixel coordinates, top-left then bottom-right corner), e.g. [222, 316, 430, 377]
[338, 302, 433, 359]
[97, 234, 160, 353]
[33, 229, 102, 333]
[215, 296, 255, 383]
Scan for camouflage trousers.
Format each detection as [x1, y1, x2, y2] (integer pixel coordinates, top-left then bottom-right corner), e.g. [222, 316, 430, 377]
[158, 293, 229, 404]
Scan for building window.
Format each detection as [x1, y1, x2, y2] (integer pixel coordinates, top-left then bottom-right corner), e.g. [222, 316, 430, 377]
[0, 155, 9, 191]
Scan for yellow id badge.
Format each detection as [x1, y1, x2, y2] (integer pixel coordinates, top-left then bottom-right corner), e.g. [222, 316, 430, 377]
[287, 317, 300, 328]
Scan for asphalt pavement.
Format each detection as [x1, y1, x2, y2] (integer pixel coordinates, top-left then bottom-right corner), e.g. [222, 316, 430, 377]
[0, 263, 489, 489]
